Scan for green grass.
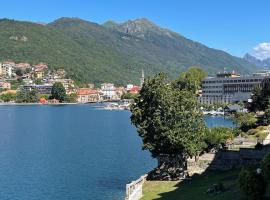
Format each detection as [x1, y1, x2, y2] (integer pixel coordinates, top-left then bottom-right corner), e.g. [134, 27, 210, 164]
[142, 169, 270, 200]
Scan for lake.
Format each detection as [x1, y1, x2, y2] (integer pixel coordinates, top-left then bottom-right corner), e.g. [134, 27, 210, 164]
[0, 105, 234, 200]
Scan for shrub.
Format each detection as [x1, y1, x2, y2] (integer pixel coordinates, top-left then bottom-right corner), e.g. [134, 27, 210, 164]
[261, 154, 270, 180]
[247, 129, 258, 135]
[234, 112, 257, 132]
[238, 167, 267, 200]
[204, 127, 234, 151]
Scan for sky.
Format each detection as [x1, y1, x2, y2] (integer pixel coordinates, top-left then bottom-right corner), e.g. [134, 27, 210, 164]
[1, 0, 270, 59]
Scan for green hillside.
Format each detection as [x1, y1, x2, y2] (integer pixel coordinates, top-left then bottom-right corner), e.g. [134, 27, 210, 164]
[0, 18, 257, 85]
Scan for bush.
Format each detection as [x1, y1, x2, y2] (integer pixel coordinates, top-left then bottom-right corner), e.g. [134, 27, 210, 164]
[234, 112, 257, 132]
[261, 154, 270, 180]
[204, 127, 234, 151]
[238, 167, 267, 200]
[247, 129, 258, 135]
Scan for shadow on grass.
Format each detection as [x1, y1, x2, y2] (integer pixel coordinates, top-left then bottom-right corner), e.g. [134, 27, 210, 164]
[144, 146, 270, 200]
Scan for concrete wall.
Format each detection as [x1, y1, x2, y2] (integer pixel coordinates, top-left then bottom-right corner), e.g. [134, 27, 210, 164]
[125, 175, 147, 200]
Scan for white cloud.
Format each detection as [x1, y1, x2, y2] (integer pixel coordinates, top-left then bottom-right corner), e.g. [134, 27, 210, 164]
[251, 42, 270, 60]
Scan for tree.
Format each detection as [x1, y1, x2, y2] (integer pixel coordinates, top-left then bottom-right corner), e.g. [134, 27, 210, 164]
[238, 168, 267, 200]
[204, 127, 235, 151]
[234, 112, 257, 131]
[131, 73, 207, 179]
[250, 79, 270, 112]
[15, 68, 23, 76]
[65, 93, 78, 103]
[51, 82, 66, 102]
[173, 66, 207, 93]
[16, 89, 39, 103]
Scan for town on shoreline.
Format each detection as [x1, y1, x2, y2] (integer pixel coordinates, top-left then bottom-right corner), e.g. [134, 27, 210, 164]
[0, 61, 144, 105]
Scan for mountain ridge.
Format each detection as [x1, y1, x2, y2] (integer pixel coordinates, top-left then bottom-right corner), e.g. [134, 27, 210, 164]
[243, 53, 270, 69]
[0, 17, 257, 84]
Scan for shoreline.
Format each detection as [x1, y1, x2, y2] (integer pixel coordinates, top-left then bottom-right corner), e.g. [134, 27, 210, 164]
[0, 102, 79, 106]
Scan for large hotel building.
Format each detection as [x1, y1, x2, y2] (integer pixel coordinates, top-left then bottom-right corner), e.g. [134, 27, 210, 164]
[199, 70, 270, 104]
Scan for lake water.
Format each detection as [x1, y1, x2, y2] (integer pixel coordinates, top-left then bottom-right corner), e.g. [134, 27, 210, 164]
[0, 105, 234, 200]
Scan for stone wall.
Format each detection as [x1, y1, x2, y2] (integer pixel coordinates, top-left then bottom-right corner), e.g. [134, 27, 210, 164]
[188, 146, 270, 174]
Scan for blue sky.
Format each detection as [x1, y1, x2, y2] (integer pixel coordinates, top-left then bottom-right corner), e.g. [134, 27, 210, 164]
[1, 0, 270, 59]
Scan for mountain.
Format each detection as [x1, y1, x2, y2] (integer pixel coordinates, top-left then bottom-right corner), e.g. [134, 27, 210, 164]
[0, 17, 257, 85]
[243, 53, 270, 69]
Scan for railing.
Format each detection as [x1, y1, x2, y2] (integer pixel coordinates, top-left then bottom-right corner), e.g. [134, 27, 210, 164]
[125, 174, 147, 200]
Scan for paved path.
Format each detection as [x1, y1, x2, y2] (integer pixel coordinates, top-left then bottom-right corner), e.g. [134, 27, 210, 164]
[263, 126, 270, 145]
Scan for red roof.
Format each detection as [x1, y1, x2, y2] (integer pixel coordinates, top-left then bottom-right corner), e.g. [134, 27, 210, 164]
[77, 88, 100, 95]
[129, 86, 140, 94]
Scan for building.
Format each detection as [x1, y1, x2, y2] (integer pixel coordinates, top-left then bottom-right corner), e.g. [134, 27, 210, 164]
[77, 88, 101, 103]
[35, 68, 44, 79]
[224, 104, 246, 114]
[1, 61, 15, 77]
[48, 79, 75, 93]
[101, 83, 118, 100]
[127, 85, 140, 94]
[199, 71, 266, 104]
[0, 82, 11, 90]
[19, 84, 53, 94]
[15, 63, 31, 70]
[34, 63, 48, 79]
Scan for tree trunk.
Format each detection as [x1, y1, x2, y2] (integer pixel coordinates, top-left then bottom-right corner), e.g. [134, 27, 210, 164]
[147, 154, 188, 181]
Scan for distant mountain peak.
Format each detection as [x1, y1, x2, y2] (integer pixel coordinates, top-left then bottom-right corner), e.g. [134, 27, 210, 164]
[104, 18, 174, 39]
[243, 53, 270, 68]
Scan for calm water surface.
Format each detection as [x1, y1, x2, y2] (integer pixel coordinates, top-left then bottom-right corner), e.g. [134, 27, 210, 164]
[0, 105, 233, 200]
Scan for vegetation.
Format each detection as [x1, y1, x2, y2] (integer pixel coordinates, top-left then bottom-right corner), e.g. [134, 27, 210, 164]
[131, 73, 207, 158]
[246, 126, 269, 141]
[0, 92, 16, 102]
[261, 154, 270, 180]
[173, 66, 207, 92]
[121, 93, 139, 100]
[250, 80, 270, 112]
[234, 112, 257, 131]
[238, 168, 267, 200]
[142, 170, 265, 200]
[65, 93, 78, 103]
[204, 127, 235, 151]
[0, 18, 256, 84]
[51, 83, 66, 102]
[16, 89, 38, 103]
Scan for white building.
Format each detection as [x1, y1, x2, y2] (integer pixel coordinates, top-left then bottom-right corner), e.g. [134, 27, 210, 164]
[1, 62, 15, 77]
[126, 84, 134, 91]
[101, 83, 118, 100]
[199, 71, 266, 104]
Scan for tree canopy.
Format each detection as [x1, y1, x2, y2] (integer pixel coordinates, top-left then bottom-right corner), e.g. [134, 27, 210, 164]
[131, 73, 207, 158]
[51, 82, 66, 102]
[250, 79, 270, 112]
[173, 67, 207, 93]
[16, 89, 38, 103]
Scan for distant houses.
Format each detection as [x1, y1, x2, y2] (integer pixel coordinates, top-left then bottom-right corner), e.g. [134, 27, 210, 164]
[0, 60, 145, 103]
[77, 88, 101, 103]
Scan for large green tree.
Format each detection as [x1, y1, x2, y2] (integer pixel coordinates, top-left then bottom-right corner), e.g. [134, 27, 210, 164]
[131, 73, 207, 179]
[51, 82, 66, 102]
[131, 73, 206, 158]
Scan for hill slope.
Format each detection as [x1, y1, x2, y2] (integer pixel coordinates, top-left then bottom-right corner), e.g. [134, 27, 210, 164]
[0, 18, 256, 84]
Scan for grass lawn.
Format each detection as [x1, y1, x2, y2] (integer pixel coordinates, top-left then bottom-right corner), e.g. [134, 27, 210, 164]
[141, 169, 270, 200]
